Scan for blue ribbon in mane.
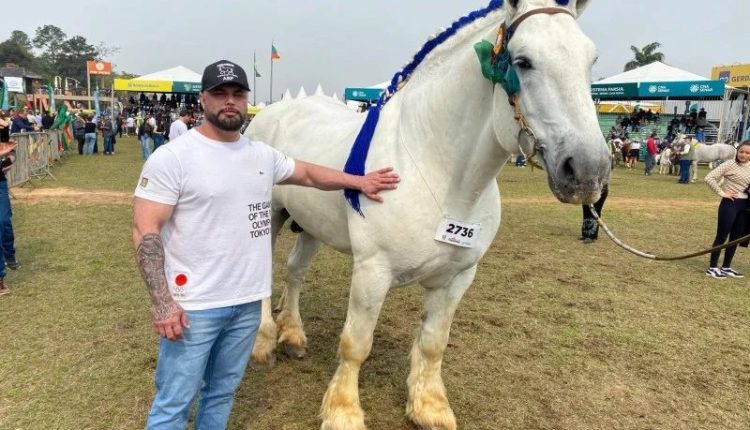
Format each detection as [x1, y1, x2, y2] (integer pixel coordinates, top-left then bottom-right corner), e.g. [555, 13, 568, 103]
[343, 0, 504, 216]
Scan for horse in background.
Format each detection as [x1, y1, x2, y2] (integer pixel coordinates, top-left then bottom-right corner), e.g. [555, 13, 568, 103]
[675, 132, 736, 182]
[657, 147, 672, 175]
[247, 1, 609, 429]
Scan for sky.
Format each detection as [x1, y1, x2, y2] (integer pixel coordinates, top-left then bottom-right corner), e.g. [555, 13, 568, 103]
[3, 0, 749, 104]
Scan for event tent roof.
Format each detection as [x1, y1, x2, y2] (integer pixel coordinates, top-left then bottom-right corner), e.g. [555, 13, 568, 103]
[132, 65, 202, 83]
[592, 61, 726, 100]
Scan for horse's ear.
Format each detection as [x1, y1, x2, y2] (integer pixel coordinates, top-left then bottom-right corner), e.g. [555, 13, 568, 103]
[573, 0, 592, 16]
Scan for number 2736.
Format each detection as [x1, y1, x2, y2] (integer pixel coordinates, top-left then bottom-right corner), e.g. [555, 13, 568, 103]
[446, 223, 474, 238]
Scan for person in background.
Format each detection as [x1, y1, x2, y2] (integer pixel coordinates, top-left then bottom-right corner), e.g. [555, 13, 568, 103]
[138, 115, 154, 160]
[703, 140, 750, 279]
[677, 135, 695, 184]
[83, 114, 97, 155]
[41, 110, 55, 130]
[72, 114, 86, 155]
[168, 109, 191, 141]
[10, 109, 31, 133]
[0, 140, 19, 296]
[0, 111, 10, 142]
[152, 118, 166, 151]
[644, 132, 658, 176]
[100, 113, 114, 155]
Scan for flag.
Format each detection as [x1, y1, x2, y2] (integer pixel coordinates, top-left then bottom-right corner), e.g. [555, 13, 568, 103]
[52, 104, 72, 151]
[93, 89, 101, 118]
[271, 44, 281, 62]
[48, 84, 56, 114]
[254, 64, 262, 78]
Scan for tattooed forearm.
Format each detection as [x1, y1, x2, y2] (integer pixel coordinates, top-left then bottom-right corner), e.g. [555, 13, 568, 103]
[136, 233, 180, 321]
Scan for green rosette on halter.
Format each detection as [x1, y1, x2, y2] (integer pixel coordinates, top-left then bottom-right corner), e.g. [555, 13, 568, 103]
[474, 39, 520, 96]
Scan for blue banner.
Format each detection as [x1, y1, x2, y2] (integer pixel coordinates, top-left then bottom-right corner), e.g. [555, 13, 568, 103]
[344, 87, 384, 102]
[637, 80, 725, 98]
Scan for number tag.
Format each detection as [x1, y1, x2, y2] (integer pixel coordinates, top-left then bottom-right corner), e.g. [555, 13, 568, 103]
[434, 217, 481, 248]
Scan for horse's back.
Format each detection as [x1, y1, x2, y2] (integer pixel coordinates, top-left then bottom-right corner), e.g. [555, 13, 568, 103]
[246, 96, 367, 253]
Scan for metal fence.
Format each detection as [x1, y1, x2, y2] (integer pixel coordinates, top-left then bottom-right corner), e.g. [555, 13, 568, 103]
[7, 130, 65, 187]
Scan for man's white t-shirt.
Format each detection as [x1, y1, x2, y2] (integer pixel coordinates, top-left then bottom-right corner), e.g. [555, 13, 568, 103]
[169, 120, 188, 140]
[134, 129, 295, 310]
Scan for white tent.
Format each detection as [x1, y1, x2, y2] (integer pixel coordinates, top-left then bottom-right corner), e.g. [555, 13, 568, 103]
[314, 84, 325, 96]
[296, 86, 308, 99]
[132, 65, 202, 83]
[281, 89, 293, 101]
[595, 61, 711, 84]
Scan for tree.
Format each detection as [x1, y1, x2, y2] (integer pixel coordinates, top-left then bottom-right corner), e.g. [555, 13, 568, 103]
[623, 42, 665, 71]
[33, 25, 67, 57]
[9, 30, 32, 51]
[55, 36, 99, 84]
[0, 40, 35, 68]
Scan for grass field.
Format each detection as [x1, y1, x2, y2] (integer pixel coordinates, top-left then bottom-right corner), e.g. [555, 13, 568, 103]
[0, 136, 748, 430]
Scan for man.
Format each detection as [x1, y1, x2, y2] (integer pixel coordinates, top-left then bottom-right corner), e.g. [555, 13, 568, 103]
[10, 109, 31, 133]
[0, 141, 19, 296]
[132, 59, 399, 429]
[678, 135, 695, 184]
[126, 116, 135, 136]
[644, 132, 658, 175]
[99, 113, 114, 155]
[168, 109, 191, 141]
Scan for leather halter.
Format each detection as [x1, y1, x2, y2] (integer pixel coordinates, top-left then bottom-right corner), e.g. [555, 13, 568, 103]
[492, 7, 576, 167]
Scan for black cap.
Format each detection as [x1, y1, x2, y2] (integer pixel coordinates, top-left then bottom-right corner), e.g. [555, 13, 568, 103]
[201, 60, 251, 92]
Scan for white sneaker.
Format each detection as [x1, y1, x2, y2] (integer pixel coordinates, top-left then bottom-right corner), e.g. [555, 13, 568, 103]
[705, 267, 726, 279]
[720, 267, 744, 278]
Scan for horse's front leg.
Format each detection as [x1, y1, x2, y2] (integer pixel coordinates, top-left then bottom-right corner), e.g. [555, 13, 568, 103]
[407, 265, 476, 430]
[691, 160, 698, 183]
[320, 263, 391, 430]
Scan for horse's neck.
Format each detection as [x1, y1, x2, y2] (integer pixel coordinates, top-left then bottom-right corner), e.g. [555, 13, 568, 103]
[391, 12, 511, 210]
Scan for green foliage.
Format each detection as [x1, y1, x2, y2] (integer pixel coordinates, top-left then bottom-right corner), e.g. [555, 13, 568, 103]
[1, 25, 116, 85]
[624, 41, 665, 71]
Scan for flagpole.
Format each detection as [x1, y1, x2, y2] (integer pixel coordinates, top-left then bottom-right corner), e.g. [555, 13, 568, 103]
[269, 41, 274, 104]
[253, 51, 257, 106]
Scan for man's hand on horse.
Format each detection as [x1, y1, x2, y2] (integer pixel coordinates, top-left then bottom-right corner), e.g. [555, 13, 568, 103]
[360, 167, 400, 202]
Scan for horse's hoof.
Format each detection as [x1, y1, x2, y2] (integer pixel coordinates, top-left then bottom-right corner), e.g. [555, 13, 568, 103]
[282, 342, 307, 359]
[250, 351, 277, 369]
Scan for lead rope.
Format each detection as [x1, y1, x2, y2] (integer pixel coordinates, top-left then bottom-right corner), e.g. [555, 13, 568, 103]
[589, 205, 750, 261]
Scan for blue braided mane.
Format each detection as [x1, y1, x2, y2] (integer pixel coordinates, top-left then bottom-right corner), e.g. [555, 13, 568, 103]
[343, 0, 505, 216]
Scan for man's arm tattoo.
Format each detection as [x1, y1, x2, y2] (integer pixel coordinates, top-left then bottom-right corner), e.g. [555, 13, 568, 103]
[136, 233, 180, 321]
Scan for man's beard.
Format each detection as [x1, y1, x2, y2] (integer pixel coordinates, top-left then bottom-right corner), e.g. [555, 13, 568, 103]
[205, 108, 246, 132]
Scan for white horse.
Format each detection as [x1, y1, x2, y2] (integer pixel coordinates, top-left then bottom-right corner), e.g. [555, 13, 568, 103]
[657, 147, 672, 175]
[247, 1, 609, 429]
[675, 132, 736, 182]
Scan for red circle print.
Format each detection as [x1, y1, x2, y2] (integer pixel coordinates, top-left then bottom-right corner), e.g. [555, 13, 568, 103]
[175, 274, 188, 287]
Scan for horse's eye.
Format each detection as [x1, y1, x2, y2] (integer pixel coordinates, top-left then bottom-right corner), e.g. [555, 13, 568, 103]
[513, 57, 533, 70]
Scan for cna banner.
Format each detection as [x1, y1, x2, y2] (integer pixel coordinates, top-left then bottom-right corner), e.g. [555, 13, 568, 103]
[87, 60, 112, 75]
[4, 77, 24, 93]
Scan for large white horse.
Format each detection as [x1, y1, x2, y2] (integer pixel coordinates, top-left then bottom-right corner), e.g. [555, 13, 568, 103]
[247, 1, 610, 429]
[675, 132, 736, 182]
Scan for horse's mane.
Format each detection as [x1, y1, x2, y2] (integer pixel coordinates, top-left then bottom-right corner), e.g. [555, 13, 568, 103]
[378, 0, 503, 109]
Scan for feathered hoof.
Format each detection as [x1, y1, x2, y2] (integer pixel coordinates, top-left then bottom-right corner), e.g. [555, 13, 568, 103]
[408, 403, 457, 430]
[250, 349, 276, 369]
[320, 409, 366, 430]
[282, 342, 306, 359]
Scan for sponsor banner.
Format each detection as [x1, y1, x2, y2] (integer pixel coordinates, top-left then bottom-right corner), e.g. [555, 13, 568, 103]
[87, 60, 112, 75]
[4, 77, 24, 93]
[114, 78, 172, 92]
[591, 83, 638, 98]
[172, 81, 201, 93]
[638, 80, 725, 97]
[344, 87, 384, 101]
[711, 64, 750, 88]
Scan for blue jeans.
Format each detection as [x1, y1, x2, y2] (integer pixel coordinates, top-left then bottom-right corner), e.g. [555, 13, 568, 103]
[644, 153, 655, 174]
[104, 134, 114, 153]
[678, 159, 692, 183]
[153, 134, 165, 151]
[84, 133, 97, 155]
[140, 136, 153, 160]
[145, 300, 262, 430]
[0, 181, 14, 279]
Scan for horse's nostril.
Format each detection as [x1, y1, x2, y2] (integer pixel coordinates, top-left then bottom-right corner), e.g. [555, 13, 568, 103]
[561, 157, 575, 182]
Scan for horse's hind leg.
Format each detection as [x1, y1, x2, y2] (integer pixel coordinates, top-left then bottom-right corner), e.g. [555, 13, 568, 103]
[691, 160, 698, 183]
[406, 266, 476, 430]
[251, 207, 290, 368]
[276, 231, 321, 358]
